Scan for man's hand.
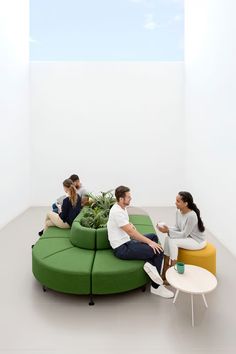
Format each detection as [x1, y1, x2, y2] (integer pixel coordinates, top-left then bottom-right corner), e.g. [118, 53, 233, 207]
[121, 224, 163, 253]
[147, 240, 163, 254]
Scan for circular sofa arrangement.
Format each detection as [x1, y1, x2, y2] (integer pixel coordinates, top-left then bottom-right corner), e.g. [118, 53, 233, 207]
[32, 208, 216, 304]
[32, 209, 154, 304]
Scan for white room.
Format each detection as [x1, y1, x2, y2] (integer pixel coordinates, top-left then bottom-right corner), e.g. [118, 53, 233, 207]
[0, 0, 236, 353]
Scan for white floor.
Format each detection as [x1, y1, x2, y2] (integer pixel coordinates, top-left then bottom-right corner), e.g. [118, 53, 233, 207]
[0, 206, 236, 354]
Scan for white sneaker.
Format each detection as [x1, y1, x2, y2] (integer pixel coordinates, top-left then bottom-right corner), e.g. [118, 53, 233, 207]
[150, 285, 174, 298]
[143, 262, 163, 285]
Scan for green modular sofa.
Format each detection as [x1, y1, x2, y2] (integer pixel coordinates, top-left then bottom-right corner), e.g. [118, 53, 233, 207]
[32, 210, 157, 304]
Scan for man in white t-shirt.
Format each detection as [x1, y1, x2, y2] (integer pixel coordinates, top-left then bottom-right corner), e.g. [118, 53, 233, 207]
[107, 186, 174, 298]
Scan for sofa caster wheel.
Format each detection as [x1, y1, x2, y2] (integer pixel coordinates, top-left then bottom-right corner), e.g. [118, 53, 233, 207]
[89, 295, 94, 306]
[141, 285, 146, 292]
[42, 285, 47, 292]
[31, 244, 34, 249]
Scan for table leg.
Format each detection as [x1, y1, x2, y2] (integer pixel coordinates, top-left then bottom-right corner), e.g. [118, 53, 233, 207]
[173, 289, 179, 304]
[191, 294, 194, 327]
[202, 293, 208, 308]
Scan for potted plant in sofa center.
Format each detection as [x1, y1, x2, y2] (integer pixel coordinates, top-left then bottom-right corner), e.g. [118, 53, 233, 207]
[70, 190, 116, 249]
[80, 190, 116, 229]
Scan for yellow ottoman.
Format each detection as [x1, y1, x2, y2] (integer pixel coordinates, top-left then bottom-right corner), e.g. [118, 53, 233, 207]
[177, 242, 216, 275]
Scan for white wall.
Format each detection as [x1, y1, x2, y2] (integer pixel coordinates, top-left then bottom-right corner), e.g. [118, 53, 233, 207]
[185, 0, 236, 255]
[30, 62, 185, 206]
[0, 0, 30, 229]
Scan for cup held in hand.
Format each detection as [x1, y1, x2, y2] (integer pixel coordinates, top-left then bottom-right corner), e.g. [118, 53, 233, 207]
[158, 222, 167, 228]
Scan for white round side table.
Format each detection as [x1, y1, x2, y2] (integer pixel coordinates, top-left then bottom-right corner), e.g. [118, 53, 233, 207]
[166, 265, 217, 327]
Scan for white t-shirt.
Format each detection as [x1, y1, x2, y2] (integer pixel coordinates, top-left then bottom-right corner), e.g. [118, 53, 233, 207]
[107, 203, 131, 249]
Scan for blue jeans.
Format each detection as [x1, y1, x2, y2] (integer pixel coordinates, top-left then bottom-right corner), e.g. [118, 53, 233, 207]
[114, 233, 163, 288]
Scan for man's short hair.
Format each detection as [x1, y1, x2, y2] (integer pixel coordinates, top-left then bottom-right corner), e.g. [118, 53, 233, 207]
[115, 186, 130, 202]
[69, 174, 80, 182]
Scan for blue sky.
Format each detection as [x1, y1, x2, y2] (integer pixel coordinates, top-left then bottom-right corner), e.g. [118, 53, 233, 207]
[30, 0, 184, 61]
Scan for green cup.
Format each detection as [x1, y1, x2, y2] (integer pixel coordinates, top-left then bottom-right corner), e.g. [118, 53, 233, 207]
[174, 262, 185, 274]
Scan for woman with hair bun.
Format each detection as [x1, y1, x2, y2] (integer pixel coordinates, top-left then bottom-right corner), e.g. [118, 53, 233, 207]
[157, 191, 207, 282]
[38, 179, 82, 236]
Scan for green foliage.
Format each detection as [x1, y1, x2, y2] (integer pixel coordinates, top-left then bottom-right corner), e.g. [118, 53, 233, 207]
[80, 190, 116, 229]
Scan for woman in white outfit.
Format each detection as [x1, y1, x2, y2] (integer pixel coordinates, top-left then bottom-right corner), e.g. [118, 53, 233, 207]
[157, 191, 207, 282]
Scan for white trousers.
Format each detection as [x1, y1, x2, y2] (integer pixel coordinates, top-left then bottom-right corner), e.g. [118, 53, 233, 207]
[164, 236, 207, 261]
[45, 211, 70, 230]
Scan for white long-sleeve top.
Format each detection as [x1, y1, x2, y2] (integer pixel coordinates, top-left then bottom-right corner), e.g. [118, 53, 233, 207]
[169, 210, 206, 243]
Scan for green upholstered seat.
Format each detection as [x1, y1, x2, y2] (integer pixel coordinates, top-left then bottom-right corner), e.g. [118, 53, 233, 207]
[135, 224, 156, 235]
[32, 210, 157, 299]
[33, 237, 74, 258]
[96, 227, 110, 249]
[41, 227, 71, 239]
[92, 249, 148, 294]
[32, 237, 95, 294]
[129, 215, 153, 225]
[70, 221, 96, 249]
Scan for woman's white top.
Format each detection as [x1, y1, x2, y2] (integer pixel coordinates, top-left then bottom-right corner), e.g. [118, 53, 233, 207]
[169, 210, 206, 243]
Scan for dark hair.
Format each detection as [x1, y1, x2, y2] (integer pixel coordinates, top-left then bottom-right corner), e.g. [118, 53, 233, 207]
[178, 191, 205, 232]
[115, 186, 130, 202]
[69, 174, 80, 182]
[63, 178, 78, 207]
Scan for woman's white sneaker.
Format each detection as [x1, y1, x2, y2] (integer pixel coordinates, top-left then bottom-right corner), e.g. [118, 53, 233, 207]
[150, 285, 174, 298]
[143, 262, 163, 285]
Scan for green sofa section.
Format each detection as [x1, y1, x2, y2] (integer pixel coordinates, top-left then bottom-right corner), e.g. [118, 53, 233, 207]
[70, 222, 96, 250]
[32, 211, 157, 303]
[92, 249, 148, 295]
[129, 215, 154, 226]
[32, 237, 95, 294]
[40, 227, 71, 239]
